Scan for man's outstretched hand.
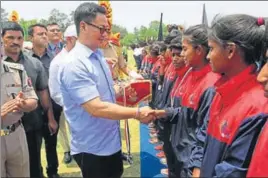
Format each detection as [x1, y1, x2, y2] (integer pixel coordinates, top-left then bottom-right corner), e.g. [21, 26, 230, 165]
[136, 106, 157, 124]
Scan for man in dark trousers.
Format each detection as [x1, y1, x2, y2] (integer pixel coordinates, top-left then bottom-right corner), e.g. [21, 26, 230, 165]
[28, 23, 60, 178]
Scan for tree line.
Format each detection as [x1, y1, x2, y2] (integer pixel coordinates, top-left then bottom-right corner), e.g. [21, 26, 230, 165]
[1, 7, 169, 46]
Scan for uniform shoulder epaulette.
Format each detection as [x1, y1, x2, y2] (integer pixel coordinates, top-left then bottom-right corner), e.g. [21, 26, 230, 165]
[2, 61, 24, 71]
[2, 61, 10, 72]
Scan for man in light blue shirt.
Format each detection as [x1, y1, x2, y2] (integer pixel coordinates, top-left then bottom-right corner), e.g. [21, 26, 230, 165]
[58, 2, 155, 178]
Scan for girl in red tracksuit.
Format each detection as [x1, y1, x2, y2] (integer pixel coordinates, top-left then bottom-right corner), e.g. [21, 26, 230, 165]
[153, 39, 189, 176]
[189, 15, 268, 178]
[247, 48, 268, 177]
[155, 24, 220, 177]
[139, 48, 148, 73]
[141, 45, 159, 79]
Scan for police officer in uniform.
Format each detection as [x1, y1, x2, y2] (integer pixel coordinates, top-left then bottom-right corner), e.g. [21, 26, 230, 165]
[1, 37, 38, 177]
[2, 21, 49, 178]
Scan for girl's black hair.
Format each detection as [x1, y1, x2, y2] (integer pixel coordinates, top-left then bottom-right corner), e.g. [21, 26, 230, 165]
[150, 44, 160, 56]
[157, 42, 167, 53]
[183, 24, 209, 54]
[209, 14, 267, 65]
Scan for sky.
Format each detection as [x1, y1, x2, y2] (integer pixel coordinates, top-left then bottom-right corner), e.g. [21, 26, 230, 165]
[1, 1, 268, 32]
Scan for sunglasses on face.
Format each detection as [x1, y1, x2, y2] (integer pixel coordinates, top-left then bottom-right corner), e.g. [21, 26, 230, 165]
[83, 21, 110, 34]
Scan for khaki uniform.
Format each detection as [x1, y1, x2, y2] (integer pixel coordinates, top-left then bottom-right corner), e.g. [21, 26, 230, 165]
[101, 42, 127, 81]
[1, 61, 38, 177]
[58, 112, 71, 153]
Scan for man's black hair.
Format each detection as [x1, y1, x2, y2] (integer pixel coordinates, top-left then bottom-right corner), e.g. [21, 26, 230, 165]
[74, 2, 106, 35]
[28, 23, 47, 36]
[1, 21, 24, 37]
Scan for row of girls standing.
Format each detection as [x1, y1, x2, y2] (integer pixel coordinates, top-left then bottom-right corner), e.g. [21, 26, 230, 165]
[138, 34, 185, 176]
[147, 14, 268, 177]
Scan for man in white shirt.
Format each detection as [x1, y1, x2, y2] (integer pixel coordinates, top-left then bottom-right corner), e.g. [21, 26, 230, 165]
[133, 43, 144, 71]
[48, 24, 77, 164]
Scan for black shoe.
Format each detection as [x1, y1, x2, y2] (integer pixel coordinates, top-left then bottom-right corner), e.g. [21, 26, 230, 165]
[48, 173, 60, 178]
[63, 151, 72, 164]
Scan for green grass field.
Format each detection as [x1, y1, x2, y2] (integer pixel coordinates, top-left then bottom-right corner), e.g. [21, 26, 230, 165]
[41, 120, 141, 177]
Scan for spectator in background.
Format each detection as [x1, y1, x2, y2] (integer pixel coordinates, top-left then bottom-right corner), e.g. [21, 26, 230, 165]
[127, 44, 137, 70]
[139, 47, 148, 73]
[133, 43, 142, 71]
[28, 23, 60, 178]
[47, 23, 63, 57]
[49, 24, 78, 165]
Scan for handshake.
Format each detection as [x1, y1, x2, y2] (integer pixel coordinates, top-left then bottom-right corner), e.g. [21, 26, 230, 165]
[134, 106, 166, 124]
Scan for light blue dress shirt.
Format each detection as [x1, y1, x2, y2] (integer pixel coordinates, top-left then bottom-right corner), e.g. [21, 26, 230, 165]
[59, 41, 121, 156]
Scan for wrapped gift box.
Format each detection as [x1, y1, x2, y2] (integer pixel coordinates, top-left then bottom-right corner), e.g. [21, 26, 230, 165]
[116, 80, 152, 107]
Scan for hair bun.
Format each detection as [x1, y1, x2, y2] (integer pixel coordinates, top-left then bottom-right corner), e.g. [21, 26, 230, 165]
[257, 17, 265, 26]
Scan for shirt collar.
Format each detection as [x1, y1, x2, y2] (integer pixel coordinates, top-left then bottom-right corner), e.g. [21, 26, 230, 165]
[3, 51, 25, 63]
[215, 64, 257, 98]
[176, 66, 190, 77]
[75, 41, 103, 60]
[49, 42, 62, 50]
[28, 48, 53, 59]
[191, 64, 211, 81]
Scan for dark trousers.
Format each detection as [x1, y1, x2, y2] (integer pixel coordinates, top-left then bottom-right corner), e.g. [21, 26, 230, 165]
[42, 102, 62, 176]
[26, 129, 43, 178]
[73, 150, 123, 178]
[134, 55, 141, 70]
[161, 123, 182, 178]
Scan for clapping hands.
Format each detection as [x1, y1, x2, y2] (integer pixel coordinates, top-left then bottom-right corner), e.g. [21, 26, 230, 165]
[1, 91, 25, 119]
[15, 91, 27, 111]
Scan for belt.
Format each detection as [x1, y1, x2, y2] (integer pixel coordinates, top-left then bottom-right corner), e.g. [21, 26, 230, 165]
[1, 120, 22, 136]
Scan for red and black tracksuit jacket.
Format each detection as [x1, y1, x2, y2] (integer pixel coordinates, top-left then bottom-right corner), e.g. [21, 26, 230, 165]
[149, 59, 162, 108]
[153, 64, 189, 110]
[154, 65, 189, 142]
[191, 65, 268, 177]
[141, 56, 158, 79]
[150, 56, 172, 107]
[247, 118, 268, 177]
[140, 55, 149, 72]
[155, 65, 191, 177]
[164, 65, 220, 177]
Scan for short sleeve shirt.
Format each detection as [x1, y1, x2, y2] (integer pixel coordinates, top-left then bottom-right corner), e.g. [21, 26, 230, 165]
[4, 52, 48, 131]
[59, 41, 121, 156]
[1, 61, 38, 127]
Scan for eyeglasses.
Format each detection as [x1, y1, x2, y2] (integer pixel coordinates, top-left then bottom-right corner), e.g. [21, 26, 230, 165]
[83, 21, 110, 34]
[49, 29, 61, 33]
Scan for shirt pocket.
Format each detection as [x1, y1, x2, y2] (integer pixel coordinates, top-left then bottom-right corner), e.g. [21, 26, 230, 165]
[5, 86, 21, 98]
